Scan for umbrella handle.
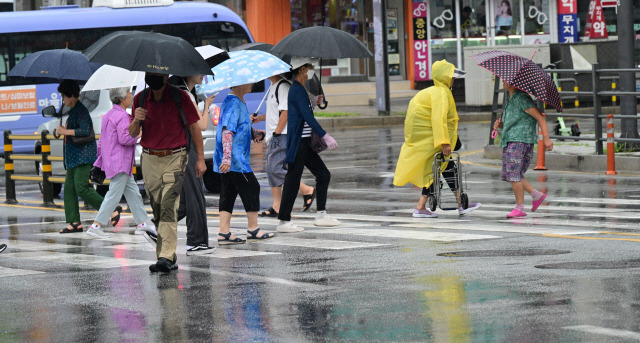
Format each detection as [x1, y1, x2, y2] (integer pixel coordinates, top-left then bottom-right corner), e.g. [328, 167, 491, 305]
[491, 118, 501, 139]
[253, 85, 270, 117]
[318, 98, 328, 110]
[54, 118, 62, 139]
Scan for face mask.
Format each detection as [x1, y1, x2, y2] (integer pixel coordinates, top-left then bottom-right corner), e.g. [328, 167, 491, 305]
[306, 69, 315, 79]
[145, 74, 165, 90]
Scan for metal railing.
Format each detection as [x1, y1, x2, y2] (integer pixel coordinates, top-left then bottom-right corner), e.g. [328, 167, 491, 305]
[490, 63, 640, 155]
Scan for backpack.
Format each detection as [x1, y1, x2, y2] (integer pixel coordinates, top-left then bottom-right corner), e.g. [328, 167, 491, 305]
[274, 79, 291, 107]
[137, 85, 191, 151]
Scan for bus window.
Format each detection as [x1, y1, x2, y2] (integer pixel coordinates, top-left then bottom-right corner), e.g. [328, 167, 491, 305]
[79, 89, 101, 113]
[199, 22, 250, 51]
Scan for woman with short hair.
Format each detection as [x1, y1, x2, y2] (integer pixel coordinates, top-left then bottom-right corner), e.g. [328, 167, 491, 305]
[56, 79, 105, 234]
[86, 87, 156, 238]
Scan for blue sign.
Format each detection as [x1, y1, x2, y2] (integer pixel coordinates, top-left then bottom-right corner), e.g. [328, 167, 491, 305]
[36, 84, 62, 113]
[558, 14, 578, 43]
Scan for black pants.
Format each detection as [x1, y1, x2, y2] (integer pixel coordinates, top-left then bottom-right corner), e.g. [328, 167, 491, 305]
[177, 142, 209, 247]
[219, 171, 260, 213]
[422, 161, 458, 196]
[278, 137, 330, 221]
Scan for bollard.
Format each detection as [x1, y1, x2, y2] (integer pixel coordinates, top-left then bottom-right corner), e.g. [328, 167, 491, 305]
[40, 130, 56, 207]
[534, 126, 547, 170]
[4, 130, 18, 204]
[611, 82, 617, 104]
[574, 86, 579, 107]
[558, 86, 563, 108]
[605, 114, 617, 175]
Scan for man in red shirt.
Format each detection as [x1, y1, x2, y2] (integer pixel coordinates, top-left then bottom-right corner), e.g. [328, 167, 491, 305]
[129, 72, 206, 273]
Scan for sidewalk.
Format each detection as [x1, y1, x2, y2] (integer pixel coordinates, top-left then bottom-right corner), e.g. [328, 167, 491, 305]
[317, 103, 640, 175]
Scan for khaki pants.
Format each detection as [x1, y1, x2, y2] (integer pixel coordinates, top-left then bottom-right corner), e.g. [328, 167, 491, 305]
[141, 151, 187, 262]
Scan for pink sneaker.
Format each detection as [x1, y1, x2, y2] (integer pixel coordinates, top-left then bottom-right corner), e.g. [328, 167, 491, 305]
[506, 208, 527, 218]
[531, 193, 547, 212]
[413, 209, 438, 218]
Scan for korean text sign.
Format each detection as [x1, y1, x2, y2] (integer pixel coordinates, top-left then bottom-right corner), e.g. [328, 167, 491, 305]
[412, 2, 429, 81]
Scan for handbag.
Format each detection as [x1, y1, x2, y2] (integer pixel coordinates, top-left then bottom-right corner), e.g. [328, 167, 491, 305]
[70, 128, 96, 145]
[89, 165, 106, 184]
[308, 130, 327, 153]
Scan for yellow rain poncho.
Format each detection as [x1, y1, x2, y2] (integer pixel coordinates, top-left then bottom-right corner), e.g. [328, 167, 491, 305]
[393, 60, 459, 189]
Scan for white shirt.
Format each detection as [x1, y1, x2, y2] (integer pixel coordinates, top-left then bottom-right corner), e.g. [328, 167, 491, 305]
[265, 79, 290, 142]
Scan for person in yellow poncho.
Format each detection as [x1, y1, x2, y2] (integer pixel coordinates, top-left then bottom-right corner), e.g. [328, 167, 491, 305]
[393, 60, 481, 218]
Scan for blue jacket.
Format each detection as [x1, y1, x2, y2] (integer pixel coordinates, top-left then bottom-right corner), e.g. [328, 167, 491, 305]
[285, 81, 326, 163]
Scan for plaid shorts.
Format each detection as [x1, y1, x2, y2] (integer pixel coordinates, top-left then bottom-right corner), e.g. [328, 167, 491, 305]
[501, 142, 534, 182]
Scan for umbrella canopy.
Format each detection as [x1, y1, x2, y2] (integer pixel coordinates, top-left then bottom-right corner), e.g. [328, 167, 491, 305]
[471, 50, 562, 112]
[84, 31, 212, 76]
[195, 45, 230, 69]
[8, 48, 101, 82]
[271, 26, 373, 59]
[196, 50, 290, 95]
[82, 65, 144, 92]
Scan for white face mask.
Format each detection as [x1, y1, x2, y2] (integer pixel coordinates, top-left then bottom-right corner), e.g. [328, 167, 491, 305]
[306, 69, 315, 79]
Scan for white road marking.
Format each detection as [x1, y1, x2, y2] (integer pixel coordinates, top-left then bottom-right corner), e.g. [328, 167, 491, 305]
[393, 222, 598, 235]
[37, 232, 148, 244]
[0, 221, 67, 228]
[260, 237, 388, 250]
[0, 266, 45, 277]
[496, 217, 640, 231]
[314, 227, 500, 242]
[206, 248, 281, 259]
[2, 240, 82, 251]
[563, 325, 640, 340]
[6, 251, 151, 268]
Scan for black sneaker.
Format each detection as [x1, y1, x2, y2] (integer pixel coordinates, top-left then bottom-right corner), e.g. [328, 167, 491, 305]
[143, 230, 157, 247]
[0, 244, 6, 254]
[149, 257, 173, 273]
[186, 243, 216, 256]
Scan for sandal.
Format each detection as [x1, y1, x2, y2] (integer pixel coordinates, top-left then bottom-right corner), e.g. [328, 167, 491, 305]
[247, 228, 275, 240]
[217, 232, 246, 245]
[110, 206, 123, 226]
[302, 188, 316, 212]
[60, 222, 83, 234]
[259, 207, 279, 217]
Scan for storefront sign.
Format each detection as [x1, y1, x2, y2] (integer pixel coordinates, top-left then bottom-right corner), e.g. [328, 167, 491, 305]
[600, 0, 618, 7]
[584, 0, 608, 39]
[556, 0, 576, 14]
[412, 2, 429, 81]
[558, 14, 578, 43]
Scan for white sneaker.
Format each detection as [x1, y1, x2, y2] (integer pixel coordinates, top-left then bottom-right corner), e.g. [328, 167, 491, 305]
[314, 216, 341, 227]
[413, 209, 438, 218]
[459, 202, 482, 215]
[86, 226, 111, 239]
[135, 222, 155, 235]
[276, 221, 304, 233]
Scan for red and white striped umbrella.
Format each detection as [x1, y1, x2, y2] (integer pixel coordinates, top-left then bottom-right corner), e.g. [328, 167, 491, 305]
[471, 51, 562, 112]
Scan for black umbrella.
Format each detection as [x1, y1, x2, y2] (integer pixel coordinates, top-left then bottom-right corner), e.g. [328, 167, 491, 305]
[8, 48, 101, 82]
[84, 31, 212, 76]
[271, 26, 372, 59]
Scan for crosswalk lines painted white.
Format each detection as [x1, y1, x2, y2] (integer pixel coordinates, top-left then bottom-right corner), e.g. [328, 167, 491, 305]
[37, 231, 148, 244]
[260, 237, 387, 250]
[5, 251, 151, 269]
[496, 217, 640, 231]
[392, 222, 598, 236]
[3, 240, 83, 251]
[563, 325, 640, 340]
[0, 266, 45, 278]
[313, 227, 501, 242]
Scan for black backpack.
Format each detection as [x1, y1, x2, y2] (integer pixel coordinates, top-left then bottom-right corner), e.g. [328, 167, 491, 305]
[274, 79, 292, 114]
[137, 85, 191, 151]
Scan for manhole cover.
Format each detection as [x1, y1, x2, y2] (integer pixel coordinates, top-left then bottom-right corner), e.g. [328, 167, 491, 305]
[535, 260, 640, 270]
[437, 249, 571, 257]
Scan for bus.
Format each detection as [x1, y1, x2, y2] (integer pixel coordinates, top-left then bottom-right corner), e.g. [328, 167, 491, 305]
[0, 0, 268, 193]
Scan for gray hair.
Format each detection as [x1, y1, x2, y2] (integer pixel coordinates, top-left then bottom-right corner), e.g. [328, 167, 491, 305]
[109, 87, 129, 104]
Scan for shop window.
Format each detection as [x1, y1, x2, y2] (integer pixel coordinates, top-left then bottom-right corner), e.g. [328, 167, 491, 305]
[494, 0, 521, 45]
[523, 0, 550, 44]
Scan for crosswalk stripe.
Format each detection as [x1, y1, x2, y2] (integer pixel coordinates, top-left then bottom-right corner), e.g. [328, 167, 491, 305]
[313, 227, 501, 242]
[5, 251, 151, 268]
[37, 232, 147, 244]
[393, 222, 598, 235]
[497, 218, 640, 231]
[0, 266, 45, 278]
[563, 325, 640, 340]
[260, 237, 388, 250]
[3, 240, 82, 251]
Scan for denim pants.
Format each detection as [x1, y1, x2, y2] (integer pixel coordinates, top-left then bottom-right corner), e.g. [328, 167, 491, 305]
[94, 172, 149, 226]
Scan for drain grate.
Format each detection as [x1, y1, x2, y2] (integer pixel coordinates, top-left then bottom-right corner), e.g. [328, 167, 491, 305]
[535, 260, 640, 270]
[438, 249, 571, 257]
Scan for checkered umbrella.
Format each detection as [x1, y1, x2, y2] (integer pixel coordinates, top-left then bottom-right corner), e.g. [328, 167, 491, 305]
[471, 51, 562, 112]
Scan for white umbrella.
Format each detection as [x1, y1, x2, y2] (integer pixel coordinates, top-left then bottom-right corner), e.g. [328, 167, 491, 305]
[82, 65, 144, 92]
[195, 45, 230, 69]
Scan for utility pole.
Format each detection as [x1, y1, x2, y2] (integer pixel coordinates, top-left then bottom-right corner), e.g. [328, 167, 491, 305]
[617, 0, 638, 143]
[373, 0, 390, 116]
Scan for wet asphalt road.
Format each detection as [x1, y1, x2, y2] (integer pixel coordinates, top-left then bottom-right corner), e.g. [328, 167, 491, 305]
[2, 122, 640, 342]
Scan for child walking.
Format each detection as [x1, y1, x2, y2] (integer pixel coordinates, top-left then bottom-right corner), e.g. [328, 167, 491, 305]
[494, 80, 553, 218]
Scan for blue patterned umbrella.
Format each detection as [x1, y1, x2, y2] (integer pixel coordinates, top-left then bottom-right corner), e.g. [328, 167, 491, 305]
[196, 50, 290, 94]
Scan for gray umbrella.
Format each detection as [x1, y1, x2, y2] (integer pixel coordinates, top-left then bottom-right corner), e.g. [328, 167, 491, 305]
[271, 26, 372, 59]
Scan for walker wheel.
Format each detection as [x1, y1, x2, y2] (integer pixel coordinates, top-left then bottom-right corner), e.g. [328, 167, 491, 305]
[461, 193, 469, 209]
[427, 195, 437, 212]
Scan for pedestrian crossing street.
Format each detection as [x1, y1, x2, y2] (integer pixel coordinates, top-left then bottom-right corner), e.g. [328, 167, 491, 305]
[1, 196, 639, 278]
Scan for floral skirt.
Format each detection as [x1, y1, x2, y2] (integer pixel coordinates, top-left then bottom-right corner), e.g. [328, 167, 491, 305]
[501, 142, 534, 182]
